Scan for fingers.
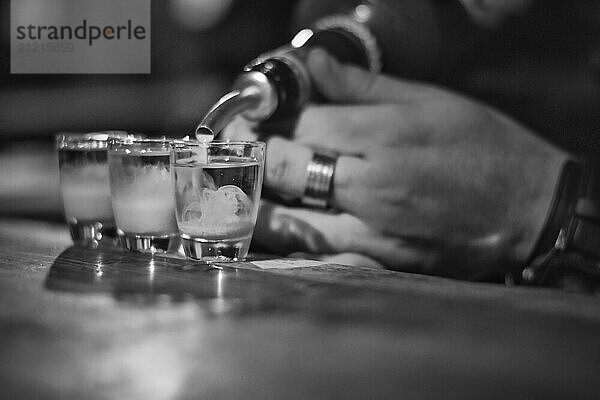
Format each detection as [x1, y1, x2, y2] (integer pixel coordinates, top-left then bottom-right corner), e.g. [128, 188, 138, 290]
[306, 48, 437, 104]
[220, 119, 312, 198]
[223, 103, 422, 164]
[293, 104, 421, 155]
[222, 120, 312, 198]
[221, 119, 373, 214]
[222, 102, 414, 157]
[254, 200, 334, 255]
[262, 136, 369, 210]
[332, 155, 370, 215]
[253, 200, 433, 272]
[263, 136, 312, 198]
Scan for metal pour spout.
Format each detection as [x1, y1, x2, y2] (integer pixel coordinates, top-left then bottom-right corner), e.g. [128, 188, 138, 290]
[195, 88, 261, 138]
[195, 71, 278, 140]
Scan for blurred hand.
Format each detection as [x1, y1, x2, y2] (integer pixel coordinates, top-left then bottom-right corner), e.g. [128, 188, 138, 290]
[224, 49, 569, 279]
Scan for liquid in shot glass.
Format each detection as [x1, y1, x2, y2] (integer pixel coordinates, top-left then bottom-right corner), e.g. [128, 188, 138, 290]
[108, 138, 180, 253]
[171, 141, 265, 261]
[56, 131, 129, 247]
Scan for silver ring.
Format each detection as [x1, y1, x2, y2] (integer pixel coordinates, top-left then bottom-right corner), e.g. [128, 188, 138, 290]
[302, 152, 337, 209]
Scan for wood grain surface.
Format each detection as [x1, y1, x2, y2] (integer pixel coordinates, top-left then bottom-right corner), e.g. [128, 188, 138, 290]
[1, 218, 599, 399]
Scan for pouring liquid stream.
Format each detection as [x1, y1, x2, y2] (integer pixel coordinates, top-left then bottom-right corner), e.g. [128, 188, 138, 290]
[195, 126, 215, 144]
[193, 87, 261, 164]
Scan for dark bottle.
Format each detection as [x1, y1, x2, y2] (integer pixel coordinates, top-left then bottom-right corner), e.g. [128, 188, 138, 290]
[196, 0, 482, 138]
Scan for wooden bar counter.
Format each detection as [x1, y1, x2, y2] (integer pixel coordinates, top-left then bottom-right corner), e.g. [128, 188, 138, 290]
[1, 217, 599, 399]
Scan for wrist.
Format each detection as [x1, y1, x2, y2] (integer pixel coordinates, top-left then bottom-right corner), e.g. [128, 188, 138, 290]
[513, 158, 600, 289]
[512, 148, 569, 266]
[526, 160, 583, 264]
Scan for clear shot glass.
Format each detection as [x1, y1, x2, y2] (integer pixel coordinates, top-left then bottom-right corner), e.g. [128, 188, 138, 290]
[108, 138, 180, 253]
[56, 131, 130, 248]
[171, 141, 265, 261]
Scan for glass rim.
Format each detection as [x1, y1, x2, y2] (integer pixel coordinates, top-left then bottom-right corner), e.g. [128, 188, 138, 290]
[173, 140, 266, 148]
[55, 130, 131, 142]
[108, 138, 187, 156]
[171, 140, 266, 166]
[56, 131, 141, 150]
[108, 136, 185, 145]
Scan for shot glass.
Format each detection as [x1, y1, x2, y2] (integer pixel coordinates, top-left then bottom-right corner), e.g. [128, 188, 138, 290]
[171, 141, 265, 261]
[108, 138, 180, 253]
[56, 131, 129, 247]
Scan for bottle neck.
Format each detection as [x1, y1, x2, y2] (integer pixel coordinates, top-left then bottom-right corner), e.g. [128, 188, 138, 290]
[242, 21, 378, 120]
[195, 17, 379, 137]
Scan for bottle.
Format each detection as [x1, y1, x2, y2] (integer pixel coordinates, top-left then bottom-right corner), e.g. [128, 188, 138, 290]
[196, 0, 482, 139]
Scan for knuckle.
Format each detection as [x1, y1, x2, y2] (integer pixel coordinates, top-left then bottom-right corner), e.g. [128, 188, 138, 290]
[264, 138, 309, 197]
[265, 154, 290, 186]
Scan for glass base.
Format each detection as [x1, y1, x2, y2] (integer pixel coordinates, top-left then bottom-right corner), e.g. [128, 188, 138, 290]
[181, 234, 251, 262]
[68, 220, 117, 248]
[118, 231, 180, 253]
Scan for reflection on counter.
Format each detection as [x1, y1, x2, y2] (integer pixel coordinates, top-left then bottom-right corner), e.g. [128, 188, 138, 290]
[44, 246, 307, 313]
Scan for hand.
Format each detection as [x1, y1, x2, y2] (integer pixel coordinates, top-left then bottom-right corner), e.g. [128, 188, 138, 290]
[224, 49, 569, 279]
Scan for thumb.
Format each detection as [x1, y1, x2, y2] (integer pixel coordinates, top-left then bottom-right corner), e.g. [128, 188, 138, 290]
[306, 48, 427, 104]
